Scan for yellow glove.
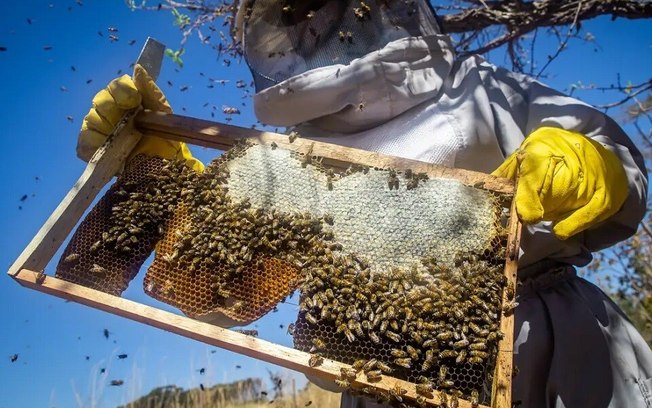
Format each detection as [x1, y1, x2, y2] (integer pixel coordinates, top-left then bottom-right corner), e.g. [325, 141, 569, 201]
[492, 127, 628, 240]
[77, 64, 204, 172]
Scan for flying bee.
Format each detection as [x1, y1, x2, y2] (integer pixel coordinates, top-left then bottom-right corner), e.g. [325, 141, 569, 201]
[90, 263, 107, 275]
[270, 141, 278, 150]
[63, 253, 80, 263]
[308, 354, 323, 367]
[365, 370, 382, 382]
[338, 31, 347, 42]
[393, 358, 411, 369]
[288, 131, 299, 143]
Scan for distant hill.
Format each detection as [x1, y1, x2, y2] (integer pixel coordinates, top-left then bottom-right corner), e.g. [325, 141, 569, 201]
[118, 377, 341, 408]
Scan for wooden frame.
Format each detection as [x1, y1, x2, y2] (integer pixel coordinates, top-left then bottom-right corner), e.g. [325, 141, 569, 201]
[8, 110, 519, 408]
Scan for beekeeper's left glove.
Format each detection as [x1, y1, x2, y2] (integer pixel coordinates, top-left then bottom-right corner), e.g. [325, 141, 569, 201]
[77, 64, 204, 172]
[492, 127, 628, 240]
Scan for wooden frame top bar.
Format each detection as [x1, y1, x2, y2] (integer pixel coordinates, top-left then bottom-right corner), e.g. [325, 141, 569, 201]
[135, 110, 514, 195]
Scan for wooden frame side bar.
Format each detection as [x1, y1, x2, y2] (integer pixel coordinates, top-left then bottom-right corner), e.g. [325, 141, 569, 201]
[492, 191, 521, 407]
[12, 269, 488, 408]
[7, 117, 142, 277]
[135, 111, 514, 195]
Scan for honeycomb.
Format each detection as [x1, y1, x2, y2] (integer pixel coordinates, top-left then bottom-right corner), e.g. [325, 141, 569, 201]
[55, 155, 170, 295]
[56, 141, 512, 406]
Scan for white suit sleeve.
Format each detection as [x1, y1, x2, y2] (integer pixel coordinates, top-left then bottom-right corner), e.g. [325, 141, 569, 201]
[489, 65, 648, 253]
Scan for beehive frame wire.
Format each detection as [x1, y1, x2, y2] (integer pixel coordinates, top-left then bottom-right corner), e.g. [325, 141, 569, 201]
[8, 110, 520, 408]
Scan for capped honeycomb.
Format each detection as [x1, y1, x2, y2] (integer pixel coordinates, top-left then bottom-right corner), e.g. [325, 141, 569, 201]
[56, 141, 512, 406]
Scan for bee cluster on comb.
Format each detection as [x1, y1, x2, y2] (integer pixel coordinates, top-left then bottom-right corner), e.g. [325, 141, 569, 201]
[57, 140, 512, 406]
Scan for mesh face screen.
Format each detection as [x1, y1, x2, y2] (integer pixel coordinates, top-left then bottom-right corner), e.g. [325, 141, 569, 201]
[242, 0, 440, 90]
[57, 142, 510, 405]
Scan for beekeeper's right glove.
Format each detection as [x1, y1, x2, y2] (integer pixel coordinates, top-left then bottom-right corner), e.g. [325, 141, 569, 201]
[77, 64, 204, 172]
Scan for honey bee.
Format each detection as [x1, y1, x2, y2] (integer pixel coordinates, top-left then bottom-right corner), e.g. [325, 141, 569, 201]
[362, 358, 377, 372]
[369, 331, 381, 344]
[394, 358, 411, 369]
[505, 281, 515, 300]
[311, 338, 326, 351]
[439, 350, 458, 359]
[90, 263, 107, 275]
[385, 331, 401, 342]
[376, 361, 393, 374]
[437, 331, 454, 341]
[340, 367, 358, 380]
[365, 370, 382, 382]
[64, 253, 80, 263]
[389, 385, 406, 402]
[162, 279, 175, 296]
[456, 350, 467, 364]
[503, 300, 519, 316]
[468, 356, 484, 364]
[334, 378, 350, 388]
[406, 345, 420, 360]
[453, 338, 469, 349]
[450, 393, 460, 408]
[470, 350, 488, 358]
[438, 365, 447, 381]
[470, 390, 480, 407]
[305, 313, 318, 325]
[352, 359, 367, 370]
[415, 382, 433, 398]
[470, 342, 487, 351]
[89, 240, 102, 253]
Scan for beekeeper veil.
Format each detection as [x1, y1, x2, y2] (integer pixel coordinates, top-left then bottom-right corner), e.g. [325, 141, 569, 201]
[239, 0, 441, 91]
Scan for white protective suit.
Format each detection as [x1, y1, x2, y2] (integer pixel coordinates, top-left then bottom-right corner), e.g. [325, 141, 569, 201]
[253, 34, 651, 407]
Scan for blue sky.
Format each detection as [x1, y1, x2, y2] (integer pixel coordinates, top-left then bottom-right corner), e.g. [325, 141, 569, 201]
[0, 1, 650, 408]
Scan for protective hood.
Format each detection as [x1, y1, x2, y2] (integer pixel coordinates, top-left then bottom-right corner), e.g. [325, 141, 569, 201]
[240, 0, 441, 91]
[253, 34, 455, 133]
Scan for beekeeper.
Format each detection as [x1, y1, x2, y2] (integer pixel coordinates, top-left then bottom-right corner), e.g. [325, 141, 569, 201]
[78, 0, 651, 406]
